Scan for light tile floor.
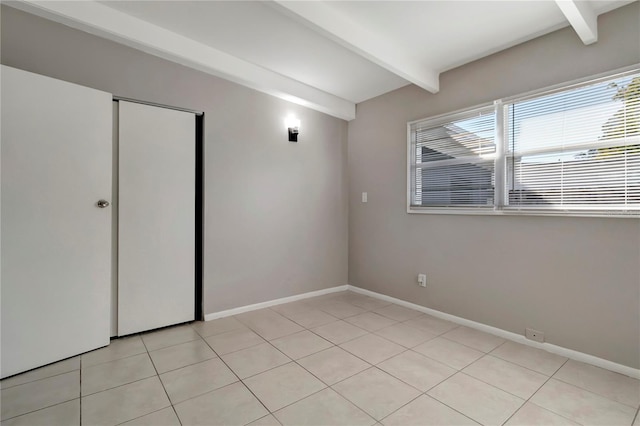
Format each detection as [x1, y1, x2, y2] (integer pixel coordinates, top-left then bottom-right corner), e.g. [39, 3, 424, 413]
[1, 290, 639, 426]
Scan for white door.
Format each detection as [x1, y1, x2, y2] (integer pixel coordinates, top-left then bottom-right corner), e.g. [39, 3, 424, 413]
[117, 101, 195, 336]
[1, 66, 112, 378]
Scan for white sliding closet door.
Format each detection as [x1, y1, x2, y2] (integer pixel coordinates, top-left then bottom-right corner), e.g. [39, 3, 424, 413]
[118, 101, 195, 335]
[1, 66, 112, 378]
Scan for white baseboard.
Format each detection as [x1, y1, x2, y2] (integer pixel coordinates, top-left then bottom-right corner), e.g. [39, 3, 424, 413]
[347, 285, 640, 380]
[204, 285, 348, 321]
[202, 283, 639, 379]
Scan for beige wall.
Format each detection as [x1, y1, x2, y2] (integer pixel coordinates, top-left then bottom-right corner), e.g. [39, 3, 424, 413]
[348, 3, 640, 368]
[0, 6, 348, 315]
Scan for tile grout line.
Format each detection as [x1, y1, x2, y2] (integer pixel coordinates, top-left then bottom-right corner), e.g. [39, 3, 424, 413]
[259, 386, 331, 421]
[251, 413, 283, 426]
[6, 293, 632, 426]
[199, 331, 274, 419]
[219, 343, 291, 381]
[379, 391, 478, 426]
[361, 289, 640, 381]
[142, 295, 633, 425]
[396, 317, 461, 336]
[500, 358, 574, 426]
[201, 328, 268, 355]
[382, 356, 455, 394]
[0, 357, 82, 391]
[0, 367, 80, 391]
[221, 335, 337, 395]
[303, 302, 373, 321]
[80, 354, 157, 398]
[0, 397, 81, 423]
[486, 340, 568, 377]
[334, 346, 411, 376]
[489, 341, 640, 401]
[140, 333, 183, 426]
[549, 375, 640, 410]
[82, 349, 148, 372]
[329, 378, 396, 423]
[0, 369, 81, 423]
[327, 364, 423, 424]
[458, 354, 551, 401]
[81, 333, 154, 371]
[113, 406, 174, 426]
[404, 345, 476, 372]
[152, 349, 220, 376]
[274, 305, 479, 425]
[166, 381, 266, 424]
[271, 328, 335, 353]
[150, 349, 219, 376]
[72, 373, 166, 404]
[424, 370, 526, 426]
[267, 338, 339, 393]
[142, 336, 202, 354]
[456, 370, 529, 401]
[272, 292, 382, 317]
[461, 357, 550, 424]
[304, 325, 370, 346]
[204, 299, 405, 422]
[189, 317, 247, 337]
[544, 356, 640, 411]
[296, 343, 374, 385]
[298, 347, 371, 387]
[408, 343, 534, 423]
[234, 298, 457, 397]
[204, 336, 294, 382]
[372, 331, 440, 351]
[294, 295, 572, 426]
[438, 333, 501, 353]
[484, 340, 580, 380]
[166, 382, 243, 411]
[266, 305, 341, 329]
[95, 295, 640, 425]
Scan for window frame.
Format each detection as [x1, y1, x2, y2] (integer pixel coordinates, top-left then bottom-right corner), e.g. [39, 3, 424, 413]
[407, 65, 640, 218]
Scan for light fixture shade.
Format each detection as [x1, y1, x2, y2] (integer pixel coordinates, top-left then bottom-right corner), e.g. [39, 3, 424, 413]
[284, 116, 301, 129]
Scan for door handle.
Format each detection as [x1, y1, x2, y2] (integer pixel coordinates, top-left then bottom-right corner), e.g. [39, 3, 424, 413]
[96, 199, 110, 208]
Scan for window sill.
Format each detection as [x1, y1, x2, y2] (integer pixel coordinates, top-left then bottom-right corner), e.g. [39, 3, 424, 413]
[407, 207, 640, 218]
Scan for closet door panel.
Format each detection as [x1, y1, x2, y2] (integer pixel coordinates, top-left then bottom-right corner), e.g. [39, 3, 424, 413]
[1, 66, 112, 378]
[118, 101, 195, 335]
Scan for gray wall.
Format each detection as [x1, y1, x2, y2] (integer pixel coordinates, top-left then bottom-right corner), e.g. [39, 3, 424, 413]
[348, 3, 640, 369]
[0, 6, 348, 315]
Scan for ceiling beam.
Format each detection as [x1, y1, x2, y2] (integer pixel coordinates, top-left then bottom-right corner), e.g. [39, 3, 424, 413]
[6, 0, 356, 121]
[271, 1, 440, 93]
[554, 0, 598, 45]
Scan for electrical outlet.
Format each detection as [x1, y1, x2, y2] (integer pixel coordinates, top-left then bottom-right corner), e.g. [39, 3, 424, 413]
[525, 328, 544, 343]
[362, 192, 368, 203]
[417, 273, 427, 287]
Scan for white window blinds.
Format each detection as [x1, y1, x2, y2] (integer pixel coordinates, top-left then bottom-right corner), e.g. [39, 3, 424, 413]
[410, 108, 496, 208]
[407, 68, 640, 216]
[505, 72, 640, 212]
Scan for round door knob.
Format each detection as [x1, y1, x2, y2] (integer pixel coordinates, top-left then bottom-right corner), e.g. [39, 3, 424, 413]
[97, 199, 110, 208]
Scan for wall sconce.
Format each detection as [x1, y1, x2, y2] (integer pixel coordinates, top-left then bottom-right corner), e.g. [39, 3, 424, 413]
[285, 116, 300, 142]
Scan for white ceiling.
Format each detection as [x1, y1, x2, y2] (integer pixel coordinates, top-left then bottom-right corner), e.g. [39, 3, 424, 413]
[325, 1, 570, 73]
[10, 0, 636, 120]
[96, 1, 408, 104]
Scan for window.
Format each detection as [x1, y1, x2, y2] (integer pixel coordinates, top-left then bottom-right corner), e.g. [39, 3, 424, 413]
[408, 68, 640, 216]
[409, 107, 497, 208]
